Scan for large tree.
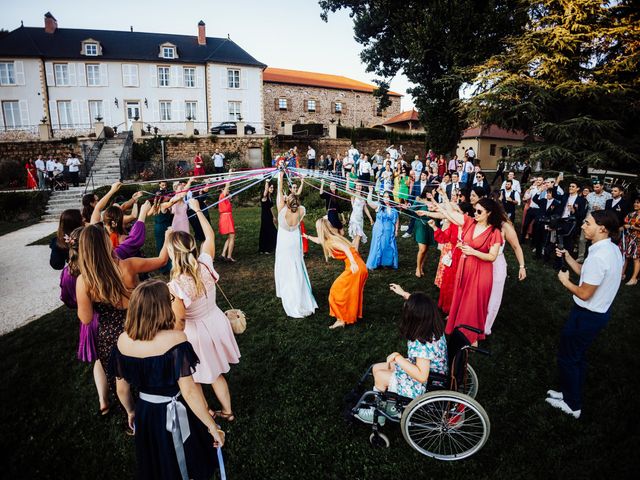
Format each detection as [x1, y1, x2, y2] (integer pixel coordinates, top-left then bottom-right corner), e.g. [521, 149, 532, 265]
[465, 0, 640, 171]
[320, 0, 527, 153]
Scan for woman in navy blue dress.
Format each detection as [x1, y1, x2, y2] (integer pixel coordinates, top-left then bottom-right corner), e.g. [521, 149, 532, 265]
[108, 279, 224, 480]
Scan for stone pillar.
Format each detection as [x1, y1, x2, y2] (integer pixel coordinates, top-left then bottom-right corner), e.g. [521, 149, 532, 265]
[328, 124, 337, 139]
[283, 122, 293, 136]
[185, 120, 195, 136]
[132, 120, 143, 140]
[94, 121, 105, 138]
[236, 121, 245, 137]
[39, 123, 51, 141]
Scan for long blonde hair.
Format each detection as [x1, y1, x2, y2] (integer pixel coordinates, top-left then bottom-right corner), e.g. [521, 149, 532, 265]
[167, 230, 206, 297]
[67, 226, 84, 277]
[315, 217, 353, 261]
[78, 224, 129, 306]
[125, 279, 175, 341]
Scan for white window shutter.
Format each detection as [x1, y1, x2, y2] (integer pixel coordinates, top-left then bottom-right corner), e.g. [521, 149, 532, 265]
[241, 70, 248, 90]
[100, 64, 108, 86]
[45, 63, 55, 85]
[77, 64, 87, 86]
[71, 100, 81, 126]
[176, 102, 184, 121]
[68, 63, 77, 86]
[220, 70, 226, 88]
[14, 61, 25, 85]
[18, 100, 30, 126]
[104, 103, 112, 126]
[196, 69, 203, 88]
[153, 102, 159, 122]
[49, 101, 59, 128]
[150, 65, 158, 87]
[81, 101, 90, 124]
[172, 66, 182, 87]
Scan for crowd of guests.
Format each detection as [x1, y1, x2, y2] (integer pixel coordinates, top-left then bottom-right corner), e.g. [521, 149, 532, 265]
[25, 153, 83, 190]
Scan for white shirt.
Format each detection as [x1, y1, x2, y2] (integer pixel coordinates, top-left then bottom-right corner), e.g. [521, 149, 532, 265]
[411, 160, 423, 176]
[307, 148, 316, 160]
[348, 147, 359, 161]
[586, 191, 612, 212]
[35, 159, 45, 172]
[53, 162, 64, 174]
[467, 148, 476, 158]
[358, 160, 371, 175]
[212, 153, 225, 168]
[563, 193, 578, 218]
[66, 157, 81, 172]
[386, 147, 399, 160]
[574, 238, 623, 312]
[524, 185, 541, 208]
[501, 179, 521, 193]
[448, 159, 457, 171]
[46, 159, 56, 172]
[502, 189, 521, 205]
[463, 161, 474, 174]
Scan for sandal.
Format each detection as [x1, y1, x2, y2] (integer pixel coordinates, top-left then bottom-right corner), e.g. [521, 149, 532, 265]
[214, 410, 236, 422]
[98, 405, 110, 417]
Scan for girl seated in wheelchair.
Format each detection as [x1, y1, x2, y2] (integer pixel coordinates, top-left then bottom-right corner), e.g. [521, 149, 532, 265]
[356, 284, 448, 423]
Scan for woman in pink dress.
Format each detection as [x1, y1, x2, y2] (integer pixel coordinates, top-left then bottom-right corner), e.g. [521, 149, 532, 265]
[168, 198, 241, 422]
[218, 171, 236, 261]
[193, 152, 205, 176]
[434, 193, 503, 344]
[161, 177, 193, 234]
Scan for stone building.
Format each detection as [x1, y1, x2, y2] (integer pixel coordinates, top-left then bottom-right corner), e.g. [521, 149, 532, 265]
[382, 109, 424, 134]
[456, 125, 527, 169]
[262, 67, 402, 133]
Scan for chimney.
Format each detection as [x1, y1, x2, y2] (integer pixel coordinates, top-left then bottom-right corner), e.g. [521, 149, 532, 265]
[44, 12, 57, 34]
[197, 20, 206, 46]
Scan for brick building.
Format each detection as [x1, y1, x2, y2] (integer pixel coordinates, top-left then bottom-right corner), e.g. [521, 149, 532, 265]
[262, 67, 402, 132]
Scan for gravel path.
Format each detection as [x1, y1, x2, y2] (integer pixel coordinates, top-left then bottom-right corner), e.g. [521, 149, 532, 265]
[0, 221, 60, 335]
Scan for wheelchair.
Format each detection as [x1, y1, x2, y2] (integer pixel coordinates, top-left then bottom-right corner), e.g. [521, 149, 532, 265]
[345, 325, 490, 461]
[51, 173, 69, 191]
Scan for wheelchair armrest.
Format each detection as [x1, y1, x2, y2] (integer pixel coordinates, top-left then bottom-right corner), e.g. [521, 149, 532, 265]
[457, 324, 483, 334]
[462, 345, 491, 356]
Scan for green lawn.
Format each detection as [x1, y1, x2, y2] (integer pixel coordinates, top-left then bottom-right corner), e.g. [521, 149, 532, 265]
[1, 206, 638, 479]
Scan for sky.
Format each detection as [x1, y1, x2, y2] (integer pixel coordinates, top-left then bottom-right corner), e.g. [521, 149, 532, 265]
[1, 0, 416, 110]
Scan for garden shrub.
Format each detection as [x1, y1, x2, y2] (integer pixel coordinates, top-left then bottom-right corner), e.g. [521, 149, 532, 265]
[0, 190, 51, 222]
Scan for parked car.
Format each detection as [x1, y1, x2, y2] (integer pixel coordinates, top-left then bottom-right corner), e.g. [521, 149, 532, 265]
[210, 122, 256, 135]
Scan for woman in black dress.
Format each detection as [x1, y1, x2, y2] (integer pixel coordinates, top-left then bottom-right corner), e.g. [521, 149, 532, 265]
[109, 279, 224, 480]
[259, 180, 278, 253]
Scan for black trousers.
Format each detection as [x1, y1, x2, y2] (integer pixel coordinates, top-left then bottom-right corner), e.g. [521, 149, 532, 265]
[70, 171, 79, 187]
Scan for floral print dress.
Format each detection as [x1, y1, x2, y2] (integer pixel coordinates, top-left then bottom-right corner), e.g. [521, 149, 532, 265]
[393, 335, 448, 399]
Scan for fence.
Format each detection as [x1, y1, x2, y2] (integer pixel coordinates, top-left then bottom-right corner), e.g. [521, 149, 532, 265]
[0, 125, 40, 142]
[82, 129, 106, 194]
[118, 131, 134, 181]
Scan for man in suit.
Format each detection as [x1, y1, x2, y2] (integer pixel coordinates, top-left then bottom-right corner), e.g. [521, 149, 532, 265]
[605, 184, 628, 226]
[446, 172, 463, 199]
[472, 170, 491, 196]
[557, 181, 588, 257]
[532, 186, 562, 259]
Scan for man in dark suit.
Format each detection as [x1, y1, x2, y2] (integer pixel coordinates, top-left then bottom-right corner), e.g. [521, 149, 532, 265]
[472, 170, 491, 196]
[531, 186, 562, 259]
[446, 172, 463, 199]
[605, 184, 628, 226]
[557, 181, 588, 257]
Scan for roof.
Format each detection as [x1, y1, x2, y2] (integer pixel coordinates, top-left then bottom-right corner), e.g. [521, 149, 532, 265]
[383, 109, 420, 125]
[0, 26, 266, 67]
[461, 125, 527, 141]
[263, 67, 402, 96]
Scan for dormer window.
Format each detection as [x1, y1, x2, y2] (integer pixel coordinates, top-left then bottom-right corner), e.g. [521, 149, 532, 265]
[159, 43, 178, 59]
[85, 43, 98, 56]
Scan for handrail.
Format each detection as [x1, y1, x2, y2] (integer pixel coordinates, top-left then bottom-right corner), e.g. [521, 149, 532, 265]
[83, 128, 106, 194]
[118, 131, 134, 180]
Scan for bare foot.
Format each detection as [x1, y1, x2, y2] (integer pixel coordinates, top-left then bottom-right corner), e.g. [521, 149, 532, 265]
[415, 270, 423, 278]
[329, 319, 345, 329]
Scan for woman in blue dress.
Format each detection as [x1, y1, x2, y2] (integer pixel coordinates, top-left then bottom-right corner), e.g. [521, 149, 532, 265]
[365, 186, 400, 270]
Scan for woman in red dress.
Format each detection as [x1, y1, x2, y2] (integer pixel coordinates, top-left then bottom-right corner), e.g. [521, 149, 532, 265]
[431, 220, 461, 314]
[25, 159, 38, 190]
[437, 155, 447, 177]
[193, 152, 205, 176]
[304, 218, 368, 329]
[434, 193, 503, 345]
[218, 171, 236, 261]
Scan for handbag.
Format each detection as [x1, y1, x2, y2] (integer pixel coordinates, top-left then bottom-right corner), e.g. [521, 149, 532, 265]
[199, 261, 247, 335]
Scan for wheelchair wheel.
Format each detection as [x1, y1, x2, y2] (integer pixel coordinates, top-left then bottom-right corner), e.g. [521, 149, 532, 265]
[369, 432, 390, 448]
[460, 364, 479, 399]
[400, 391, 490, 461]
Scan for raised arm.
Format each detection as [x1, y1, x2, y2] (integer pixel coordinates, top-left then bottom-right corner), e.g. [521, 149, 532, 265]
[295, 178, 304, 196]
[221, 170, 232, 197]
[366, 186, 380, 210]
[319, 178, 325, 196]
[120, 191, 143, 213]
[90, 181, 122, 224]
[262, 180, 270, 202]
[277, 171, 285, 212]
[189, 198, 215, 258]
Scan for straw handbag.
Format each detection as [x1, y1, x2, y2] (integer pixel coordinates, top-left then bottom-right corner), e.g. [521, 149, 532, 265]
[200, 261, 247, 335]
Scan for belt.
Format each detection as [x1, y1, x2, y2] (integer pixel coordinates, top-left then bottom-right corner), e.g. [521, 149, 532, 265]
[139, 392, 191, 480]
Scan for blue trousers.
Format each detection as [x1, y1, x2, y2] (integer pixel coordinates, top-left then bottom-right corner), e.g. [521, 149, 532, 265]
[557, 304, 611, 411]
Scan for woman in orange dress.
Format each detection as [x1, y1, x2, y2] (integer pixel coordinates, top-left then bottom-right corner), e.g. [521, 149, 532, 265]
[25, 160, 38, 190]
[304, 217, 368, 329]
[218, 170, 236, 261]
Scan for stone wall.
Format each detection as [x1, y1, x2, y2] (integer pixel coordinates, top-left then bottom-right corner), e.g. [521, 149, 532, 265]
[263, 82, 402, 133]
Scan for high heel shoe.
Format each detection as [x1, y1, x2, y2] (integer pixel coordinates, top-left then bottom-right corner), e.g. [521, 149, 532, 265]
[214, 410, 236, 422]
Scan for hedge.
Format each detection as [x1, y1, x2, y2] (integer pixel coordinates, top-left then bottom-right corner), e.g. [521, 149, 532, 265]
[0, 190, 51, 222]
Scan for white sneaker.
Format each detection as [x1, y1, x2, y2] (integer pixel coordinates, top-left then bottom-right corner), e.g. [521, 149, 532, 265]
[355, 407, 386, 425]
[401, 233, 411, 238]
[546, 389, 563, 400]
[545, 397, 581, 419]
[400, 225, 409, 232]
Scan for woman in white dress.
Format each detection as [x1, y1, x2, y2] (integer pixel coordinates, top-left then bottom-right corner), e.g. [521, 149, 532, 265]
[347, 181, 374, 251]
[274, 172, 318, 318]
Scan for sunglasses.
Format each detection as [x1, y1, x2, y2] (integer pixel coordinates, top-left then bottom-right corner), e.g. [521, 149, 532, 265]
[474, 209, 485, 215]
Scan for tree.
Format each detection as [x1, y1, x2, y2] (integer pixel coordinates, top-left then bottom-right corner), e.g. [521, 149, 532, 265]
[320, 0, 527, 153]
[464, 0, 640, 171]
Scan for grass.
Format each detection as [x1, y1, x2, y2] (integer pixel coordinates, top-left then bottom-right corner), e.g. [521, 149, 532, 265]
[1, 206, 638, 479]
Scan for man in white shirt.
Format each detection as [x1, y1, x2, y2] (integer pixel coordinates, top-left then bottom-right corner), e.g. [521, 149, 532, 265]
[212, 149, 225, 174]
[306, 145, 316, 171]
[500, 179, 521, 220]
[66, 153, 82, 187]
[410, 155, 423, 179]
[46, 156, 56, 190]
[466, 146, 476, 160]
[347, 144, 359, 163]
[357, 154, 372, 183]
[386, 145, 399, 164]
[34, 155, 46, 190]
[501, 171, 521, 194]
[549, 210, 623, 419]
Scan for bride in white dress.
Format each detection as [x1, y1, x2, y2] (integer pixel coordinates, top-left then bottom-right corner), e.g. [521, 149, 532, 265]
[347, 181, 374, 251]
[274, 172, 318, 318]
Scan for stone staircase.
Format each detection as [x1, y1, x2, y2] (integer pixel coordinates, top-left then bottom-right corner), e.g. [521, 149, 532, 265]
[43, 137, 127, 221]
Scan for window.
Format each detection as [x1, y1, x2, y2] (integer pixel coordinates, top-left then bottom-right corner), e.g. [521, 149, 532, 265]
[86, 64, 100, 86]
[88, 100, 103, 122]
[54, 64, 70, 86]
[158, 66, 170, 87]
[307, 100, 316, 112]
[183, 67, 195, 88]
[122, 64, 139, 87]
[185, 101, 197, 120]
[162, 47, 175, 59]
[159, 101, 172, 121]
[0, 63, 16, 85]
[278, 98, 287, 110]
[57, 101, 73, 127]
[334, 101, 343, 113]
[84, 43, 98, 56]
[2, 101, 21, 128]
[227, 69, 240, 89]
[228, 101, 241, 121]
[489, 144, 497, 156]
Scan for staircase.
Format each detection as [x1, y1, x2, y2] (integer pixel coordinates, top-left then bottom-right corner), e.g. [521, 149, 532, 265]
[43, 137, 127, 221]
